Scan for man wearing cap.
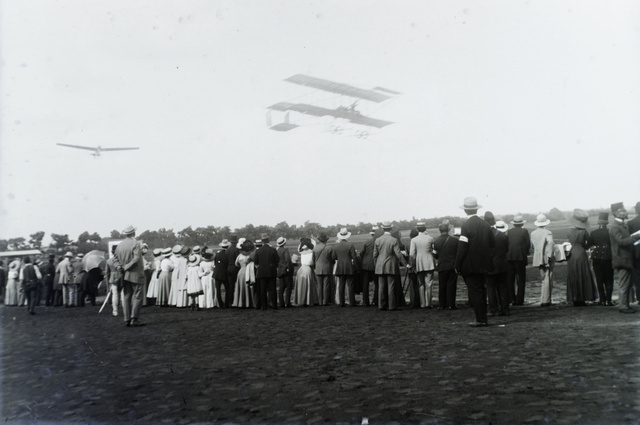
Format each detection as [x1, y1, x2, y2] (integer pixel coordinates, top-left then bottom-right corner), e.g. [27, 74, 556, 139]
[276, 237, 294, 308]
[591, 212, 614, 306]
[374, 222, 408, 310]
[57, 252, 75, 307]
[114, 226, 146, 326]
[313, 233, 335, 306]
[360, 227, 378, 307]
[454, 197, 495, 326]
[332, 228, 359, 307]
[105, 245, 122, 317]
[506, 214, 531, 306]
[254, 233, 280, 310]
[410, 222, 436, 308]
[531, 214, 555, 307]
[626, 202, 640, 304]
[434, 222, 460, 309]
[226, 235, 240, 308]
[214, 240, 231, 308]
[609, 203, 640, 313]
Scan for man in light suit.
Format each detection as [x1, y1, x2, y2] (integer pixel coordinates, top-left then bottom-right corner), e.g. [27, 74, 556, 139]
[374, 221, 408, 310]
[114, 226, 146, 327]
[57, 252, 74, 307]
[359, 227, 378, 307]
[410, 222, 436, 308]
[455, 197, 495, 327]
[332, 228, 359, 307]
[313, 233, 334, 306]
[609, 202, 640, 313]
[254, 233, 280, 310]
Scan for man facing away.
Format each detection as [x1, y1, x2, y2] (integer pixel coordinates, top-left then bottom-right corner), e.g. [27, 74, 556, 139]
[374, 221, 408, 311]
[530, 214, 555, 307]
[313, 233, 335, 306]
[213, 240, 230, 308]
[254, 233, 280, 310]
[359, 227, 378, 307]
[114, 226, 146, 327]
[591, 212, 614, 306]
[57, 252, 74, 307]
[410, 221, 436, 308]
[433, 222, 459, 310]
[506, 214, 530, 306]
[454, 197, 495, 327]
[276, 236, 294, 308]
[332, 228, 359, 307]
[105, 245, 122, 317]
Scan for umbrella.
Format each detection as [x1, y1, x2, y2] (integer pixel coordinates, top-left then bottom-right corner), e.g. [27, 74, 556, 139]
[82, 250, 106, 272]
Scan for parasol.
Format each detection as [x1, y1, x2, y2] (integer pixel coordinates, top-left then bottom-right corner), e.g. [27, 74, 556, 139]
[82, 250, 107, 272]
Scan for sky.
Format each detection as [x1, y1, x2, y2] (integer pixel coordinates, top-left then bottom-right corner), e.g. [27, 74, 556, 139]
[1, 0, 639, 244]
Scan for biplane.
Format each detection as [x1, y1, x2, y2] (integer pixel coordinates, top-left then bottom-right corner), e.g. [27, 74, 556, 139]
[267, 74, 399, 137]
[56, 143, 139, 157]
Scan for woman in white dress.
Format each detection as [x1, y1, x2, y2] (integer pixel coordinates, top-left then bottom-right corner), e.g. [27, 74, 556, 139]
[174, 246, 190, 308]
[4, 260, 21, 306]
[168, 245, 182, 306]
[156, 248, 174, 306]
[294, 238, 319, 307]
[186, 254, 203, 310]
[146, 249, 162, 303]
[198, 248, 217, 308]
[233, 239, 255, 308]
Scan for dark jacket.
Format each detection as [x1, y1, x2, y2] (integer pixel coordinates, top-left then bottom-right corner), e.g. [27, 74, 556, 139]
[277, 246, 293, 277]
[360, 237, 376, 271]
[313, 243, 334, 275]
[489, 229, 509, 275]
[332, 240, 358, 275]
[213, 249, 229, 281]
[627, 216, 640, 261]
[254, 244, 279, 279]
[590, 227, 612, 261]
[227, 245, 240, 273]
[455, 215, 495, 275]
[609, 220, 634, 270]
[506, 227, 530, 263]
[433, 234, 459, 272]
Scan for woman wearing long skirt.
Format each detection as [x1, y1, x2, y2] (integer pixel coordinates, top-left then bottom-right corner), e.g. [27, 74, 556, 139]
[146, 249, 162, 303]
[186, 254, 203, 310]
[233, 239, 255, 308]
[4, 260, 21, 306]
[198, 249, 217, 308]
[156, 248, 174, 306]
[294, 238, 319, 306]
[566, 209, 597, 306]
[174, 246, 190, 308]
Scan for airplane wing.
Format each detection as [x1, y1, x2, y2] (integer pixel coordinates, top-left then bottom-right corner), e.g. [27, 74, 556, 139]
[270, 123, 299, 132]
[100, 147, 140, 151]
[267, 102, 393, 129]
[284, 74, 394, 103]
[56, 143, 96, 151]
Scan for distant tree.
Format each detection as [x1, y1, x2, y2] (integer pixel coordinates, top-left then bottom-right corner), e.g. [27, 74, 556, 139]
[50, 233, 73, 252]
[7, 237, 27, 250]
[110, 230, 123, 239]
[0, 239, 8, 252]
[77, 231, 102, 253]
[28, 231, 45, 249]
[547, 207, 566, 221]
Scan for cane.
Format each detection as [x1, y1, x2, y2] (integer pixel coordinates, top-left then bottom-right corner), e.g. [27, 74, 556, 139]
[99, 290, 112, 314]
[402, 268, 410, 297]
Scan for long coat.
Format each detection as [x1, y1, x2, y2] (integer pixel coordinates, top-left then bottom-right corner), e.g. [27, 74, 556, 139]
[409, 232, 436, 272]
[313, 242, 334, 275]
[609, 220, 634, 270]
[373, 232, 407, 275]
[530, 227, 554, 267]
[254, 244, 279, 279]
[332, 240, 358, 275]
[454, 215, 495, 275]
[213, 250, 229, 281]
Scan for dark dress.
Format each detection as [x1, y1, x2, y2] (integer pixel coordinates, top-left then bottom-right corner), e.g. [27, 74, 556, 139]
[566, 228, 596, 304]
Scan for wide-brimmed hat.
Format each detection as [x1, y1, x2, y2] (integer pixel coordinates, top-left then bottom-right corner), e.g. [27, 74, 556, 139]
[495, 221, 508, 233]
[460, 197, 481, 210]
[192, 246, 201, 254]
[219, 239, 230, 248]
[161, 247, 172, 257]
[172, 245, 182, 254]
[77, 253, 84, 259]
[188, 254, 198, 264]
[611, 202, 625, 213]
[597, 212, 609, 225]
[571, 209, 590, 229]
[416, 222, 427, 231]
[484, 212, 496, 226]
[317, 232, 329, 243]
[141, 243, 148, 250]
[534, 214, 550, 227]
[277, 236, 287, 247]
[152, 248, 162, 257]
[381, 221, 393, 230]
[255, 239, 263, 247]
[64, 251, 73, 258]
[9, 260, 21, 270]
[511, 214, 526, 225]
[370, 225, 378, 235]
[180, 246, 191, 256]
[122, 225, 136, 236]
[337, 227, 351, 240]
[260, 233, 270, 243]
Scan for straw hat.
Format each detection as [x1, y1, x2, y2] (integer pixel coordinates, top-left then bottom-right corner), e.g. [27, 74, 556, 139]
[122, 225, 136, 236]
[336, 228, 351, 240]
[495, 221, 508, 233]
[161, 247, 172, 257]
[460, 197, 481, 210]
[219, 239, 230, 248]
[381, 221, 393, 230]
[534, 214, 550, 227]
[277, 236, 287, 247]
[511, 214, 526, 226]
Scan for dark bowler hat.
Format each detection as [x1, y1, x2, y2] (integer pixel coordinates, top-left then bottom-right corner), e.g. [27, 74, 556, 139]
[229, 234, 239, 243]
[317, 232, 329, 243]
[260, 233, 270, 243]
[598, 212, 609, 225]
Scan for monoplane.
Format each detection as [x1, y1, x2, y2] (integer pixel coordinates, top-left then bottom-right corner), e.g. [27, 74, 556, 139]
[56, 143, 139, 157]
[267, 74, 399, 138]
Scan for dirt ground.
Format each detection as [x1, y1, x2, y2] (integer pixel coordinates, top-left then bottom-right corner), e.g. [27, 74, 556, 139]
[2, 272, 640, 425]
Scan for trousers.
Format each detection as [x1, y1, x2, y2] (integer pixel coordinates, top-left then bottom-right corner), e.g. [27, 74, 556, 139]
[121, 280, 143, 323]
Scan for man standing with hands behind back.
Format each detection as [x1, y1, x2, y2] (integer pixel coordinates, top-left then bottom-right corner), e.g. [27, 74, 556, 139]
[114, 225, 146, 327]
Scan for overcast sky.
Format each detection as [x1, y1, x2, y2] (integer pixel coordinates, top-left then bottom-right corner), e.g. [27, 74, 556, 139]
[1, 0, 639, 243]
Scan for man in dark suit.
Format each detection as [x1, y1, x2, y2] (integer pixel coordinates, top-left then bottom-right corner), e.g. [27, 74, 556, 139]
[360, 227, 378, 306]
[254, 233, 279, 310]
[626, 202, 640, 304]
[213, 240, 230, 308]
[506, 214, 530, 305]
[609, 203, 640, 313]
[455, 197, 495, 326]
[226, 235, 240, 308]
[114, 226, 146, 327]
[41, 254, 56, 306]
[374, 221, 408, 310]
[591, 212, 614, 306]
[433, 222, 459, 309]
[487, 220, 510, 316]
[276, 236, 294, 307]
[313, 233, 334, 306]
[332, 228, 359, 306]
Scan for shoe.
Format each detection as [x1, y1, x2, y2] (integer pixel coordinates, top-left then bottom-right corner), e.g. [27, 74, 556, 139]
[131, 320, 147, 326]
[540, 303, 551, 307]
[469, 322, 489, 327]
[112, 312, 118, 317]
[125, 321, 132, 327]
[29, 311, 35, 315]
[619, 308, 636, 314]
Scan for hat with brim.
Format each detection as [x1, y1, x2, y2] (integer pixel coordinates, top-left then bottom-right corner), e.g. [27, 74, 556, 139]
[180, 246, 191, 256]
[77, 253, 84, 259]
[511, 214, 526, 226]
[219, 239, 230, 248]
[495, 221, 508, 233]
[188, 254, 198, 264]
[597, 212, 609, 225]
[192, 246, 201, 254]
[161, 248, 172, 257]
[534, 214, 550, 227]
[318, 233, 329, 243]
[277, 237, 286, 247]
[571, 209, 590, 229]
[337, 227, 351, 240]
[122, 225, 136, 236]
[381, 221, 393, 230]
[172, 245, 182, 254]
[460, 197, 481, 210]
[255, 239, 263, 247]
[153, 248, 162, 257]
[260, 233, 270, 243]
[64, 251, 74, 258]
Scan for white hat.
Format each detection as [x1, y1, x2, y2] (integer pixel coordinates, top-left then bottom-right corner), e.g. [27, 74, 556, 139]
[495, 221, 508, 233]
[277, 236, 287, 247]
[534, 214, 550, 227]
[237, 237, 246, 250]
[337, 227, 351, 240]
[122, 225, 136, 236]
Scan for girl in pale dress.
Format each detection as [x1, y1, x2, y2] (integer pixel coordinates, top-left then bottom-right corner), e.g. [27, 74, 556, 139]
[198, 248, 217, 308]
[174, 246, 191, 308]
[186, 254, 203, 310]
[168, 245, 182, 306]
[233, 239, 255, 308]
[4, 260, 21, 306]
[146, 249, 162, 303]
[294, 238, 319, 306]
[156, 248, 174, 306]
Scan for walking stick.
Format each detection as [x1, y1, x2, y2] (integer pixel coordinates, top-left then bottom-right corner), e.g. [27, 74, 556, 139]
[99, 290, 112, 314]
[402, 268, 410, 297]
